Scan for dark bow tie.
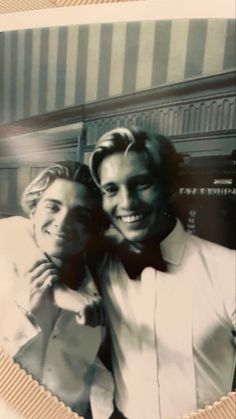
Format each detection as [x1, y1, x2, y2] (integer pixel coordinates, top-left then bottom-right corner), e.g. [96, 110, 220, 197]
[119, 242, 167, 279]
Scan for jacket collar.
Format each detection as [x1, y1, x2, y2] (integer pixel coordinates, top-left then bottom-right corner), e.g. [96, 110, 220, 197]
[160, 219, 188, 266]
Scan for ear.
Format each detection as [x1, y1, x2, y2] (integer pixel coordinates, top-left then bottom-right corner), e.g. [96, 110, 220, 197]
[29, 206, 36, 220]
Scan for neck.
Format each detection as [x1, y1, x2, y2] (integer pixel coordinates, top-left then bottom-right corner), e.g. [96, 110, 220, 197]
[129, 216, 177, 252]
[47, 253, 85, 289]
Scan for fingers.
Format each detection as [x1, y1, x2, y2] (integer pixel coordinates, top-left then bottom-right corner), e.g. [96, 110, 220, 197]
[75, 296, 106, 327]
[28, 258, 51, 273]
[34, 269, 59, 289]
[22, 258, 60, 313]
[26, 259, 60, 290]
[52, 284, 106, 327]
[30, 261, 57, 282]
[37, 275, 58, 290]
[85, 302, 106, 327]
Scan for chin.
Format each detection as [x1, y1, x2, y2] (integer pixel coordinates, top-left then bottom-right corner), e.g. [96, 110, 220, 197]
[122, 230, 148, 244]
[52, 247, 83, 259]
[44, 249, 64, 258]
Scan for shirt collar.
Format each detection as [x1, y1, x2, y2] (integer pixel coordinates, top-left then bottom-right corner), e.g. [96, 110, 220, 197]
[160, 219, 188, 266]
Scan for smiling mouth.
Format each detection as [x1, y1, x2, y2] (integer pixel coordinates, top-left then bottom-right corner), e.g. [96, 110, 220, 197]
[46, 230, 70, 242]
[118, 213, 147, 224]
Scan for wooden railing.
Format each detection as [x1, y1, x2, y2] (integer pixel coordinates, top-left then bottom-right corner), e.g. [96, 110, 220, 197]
[0, 70, 235, 157]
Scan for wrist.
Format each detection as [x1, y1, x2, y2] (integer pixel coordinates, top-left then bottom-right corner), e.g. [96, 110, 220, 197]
[15, 301, 41, 330]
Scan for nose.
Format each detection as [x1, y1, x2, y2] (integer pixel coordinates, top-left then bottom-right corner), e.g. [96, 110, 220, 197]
[119, 186, 136, 210]
[53, 210, 71, 231]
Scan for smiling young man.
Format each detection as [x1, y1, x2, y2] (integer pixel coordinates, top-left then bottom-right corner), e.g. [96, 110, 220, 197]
[0, 161, 113, 419]
[89, 127, 236, 419]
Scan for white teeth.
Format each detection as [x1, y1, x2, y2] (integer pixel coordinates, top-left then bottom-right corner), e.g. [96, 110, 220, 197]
[47, 231, 66, 240]
[120, 214, 144, 223]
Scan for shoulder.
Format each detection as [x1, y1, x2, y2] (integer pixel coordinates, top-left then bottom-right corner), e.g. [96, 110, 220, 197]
[188, 235, 235, 320]
[190, 234, 235, 257]
[0, 216, 32, 251]
[0, 217, 42, 274]
[189, 234, 235, 273]
[0, 215, 28, 224]
[0, 216, 30, 233]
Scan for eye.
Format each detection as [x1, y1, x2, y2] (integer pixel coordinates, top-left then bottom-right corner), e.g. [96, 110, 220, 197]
[45, 203, 59, 213]
[74, 212, 92, 226]
[102, 184, 118, 197]
[70, 208, 93, 226]
[134, 177, 154, 190]
[136, 182, 151, 190]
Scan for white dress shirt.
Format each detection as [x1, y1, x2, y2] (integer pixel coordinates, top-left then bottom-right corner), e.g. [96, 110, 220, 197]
[100, 220, 236, 419]
[0, 216, 114, 419]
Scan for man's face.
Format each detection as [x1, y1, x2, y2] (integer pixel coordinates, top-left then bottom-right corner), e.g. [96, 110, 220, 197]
[99, 151, 171, 245]
[31, 178, 95, 259]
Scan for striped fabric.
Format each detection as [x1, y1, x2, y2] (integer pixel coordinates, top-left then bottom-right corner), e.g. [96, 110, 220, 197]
[55, 0, 139, 4]
[0, 19, 235, 123]
[0, 0, 55, 14]
[0, 0, 138, 14]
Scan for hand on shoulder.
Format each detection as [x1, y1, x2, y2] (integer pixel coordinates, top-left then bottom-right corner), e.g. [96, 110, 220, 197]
[53, 282, 106, 327]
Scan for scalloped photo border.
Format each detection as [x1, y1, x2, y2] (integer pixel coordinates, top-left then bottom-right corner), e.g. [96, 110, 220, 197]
[0, 346, 235, 418]
[0, 348, 83, 418]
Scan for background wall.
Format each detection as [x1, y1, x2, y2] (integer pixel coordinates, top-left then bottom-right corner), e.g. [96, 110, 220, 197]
[0, 18, 235, 123]
[0, 18, 235, 249]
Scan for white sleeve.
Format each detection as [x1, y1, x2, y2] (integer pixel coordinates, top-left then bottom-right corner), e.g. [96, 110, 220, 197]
[0, 255, 40, 358]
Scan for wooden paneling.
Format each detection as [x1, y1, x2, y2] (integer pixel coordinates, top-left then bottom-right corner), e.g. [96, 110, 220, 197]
[80, 70, 236, 159]
[0, 165, 20, 217]
[0, 72, 235, 226]
[1, 71, 235, 153]
[0, 123, 84, 217]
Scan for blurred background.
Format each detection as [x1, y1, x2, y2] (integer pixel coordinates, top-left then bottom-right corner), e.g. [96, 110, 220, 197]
[0, 17, 235, 248]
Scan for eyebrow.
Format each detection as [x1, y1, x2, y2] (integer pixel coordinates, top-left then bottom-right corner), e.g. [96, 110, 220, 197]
[101, 173, 154, 187]
[129, 173, 153, 181]
[43, 199, 93, 213]
[43, 199, 61, 204]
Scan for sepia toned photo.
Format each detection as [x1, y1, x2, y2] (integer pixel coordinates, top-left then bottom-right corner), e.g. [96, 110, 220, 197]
[0, 2, 235, 418]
